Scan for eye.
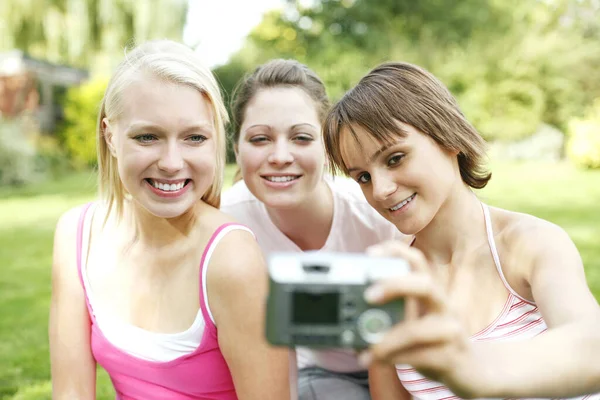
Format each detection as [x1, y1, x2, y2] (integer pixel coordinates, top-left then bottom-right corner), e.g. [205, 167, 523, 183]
[388, 153, 405, 167]
[357, 172, 371, 184]
[249, 136, 269, 144]
[188, 135, 207, 143]
[134, 134, 157, 143]
[293, 134, 314, 143]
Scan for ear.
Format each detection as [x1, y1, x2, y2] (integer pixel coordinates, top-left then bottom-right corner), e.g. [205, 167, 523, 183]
[445, 145, 460, 157]
[102, 118, 117, 157]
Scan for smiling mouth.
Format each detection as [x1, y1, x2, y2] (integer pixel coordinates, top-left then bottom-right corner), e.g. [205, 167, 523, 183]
[261, 175, 301, 183]
[389, 193, 416, 211]
[145, 178, 191, 192]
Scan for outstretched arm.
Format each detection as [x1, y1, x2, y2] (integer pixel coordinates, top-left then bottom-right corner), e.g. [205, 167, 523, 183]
[362, 225, 600, 399]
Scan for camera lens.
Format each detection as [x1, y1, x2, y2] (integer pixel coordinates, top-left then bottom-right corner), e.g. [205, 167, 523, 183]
[357, 309, 393, 344]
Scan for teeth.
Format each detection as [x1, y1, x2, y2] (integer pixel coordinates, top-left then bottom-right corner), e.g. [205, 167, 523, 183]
[151, 180, 185, 191]
[266, 176, 298, 182]
[390, 194, 415, 211]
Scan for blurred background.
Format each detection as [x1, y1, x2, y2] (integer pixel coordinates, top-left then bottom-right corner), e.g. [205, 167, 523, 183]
[0, 0, 599, 398]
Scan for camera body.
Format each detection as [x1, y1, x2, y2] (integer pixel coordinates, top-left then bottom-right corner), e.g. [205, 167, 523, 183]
[266, 252, 408, 349]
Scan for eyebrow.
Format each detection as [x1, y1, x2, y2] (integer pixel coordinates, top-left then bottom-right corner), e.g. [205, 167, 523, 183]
[291, 123, 318, 130]
[245, 123, 318, 131]
[245, 124, 269, 130]
[127, 121, 214, 134]
[347, 143, 393, 173]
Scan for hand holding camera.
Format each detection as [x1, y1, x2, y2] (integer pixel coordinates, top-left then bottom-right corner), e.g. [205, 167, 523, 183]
[264, 242, 478, 395]
[360, 241, 477, 395]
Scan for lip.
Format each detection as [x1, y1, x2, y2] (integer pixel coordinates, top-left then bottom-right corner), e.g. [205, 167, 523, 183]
[387, 193, 416, 216]
[260, 173, 303, 177]
[145, 179, 192, 198]
[148, 178, 188, 184]
[260, 174, 302, 189]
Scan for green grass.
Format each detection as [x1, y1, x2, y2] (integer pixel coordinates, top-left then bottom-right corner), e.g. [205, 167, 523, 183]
[0, 162, 598, 399]
[478, 161, 600, 300]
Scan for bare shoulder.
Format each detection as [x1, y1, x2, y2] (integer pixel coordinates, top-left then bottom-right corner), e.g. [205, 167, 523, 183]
[491, 206, 575, 253]
[489, 206, 580, 281]
[198, 205, 267, 303]
[204, 218, 267, 323]
[208, 225, 265, 284]
[52, 204, 93, 294]
[53, 204, 91, 258]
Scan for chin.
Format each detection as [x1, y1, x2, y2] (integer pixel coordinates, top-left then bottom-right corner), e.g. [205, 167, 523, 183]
[262, 195, 302, 210]
[142, 201, 195, 219]
[393, 216, 428, 237]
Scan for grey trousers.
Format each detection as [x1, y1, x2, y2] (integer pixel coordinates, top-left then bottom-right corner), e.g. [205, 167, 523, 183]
[298, 367, 371, 400]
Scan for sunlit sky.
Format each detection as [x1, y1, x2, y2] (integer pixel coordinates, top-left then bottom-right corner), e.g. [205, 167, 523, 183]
[183, 0, 285, 68]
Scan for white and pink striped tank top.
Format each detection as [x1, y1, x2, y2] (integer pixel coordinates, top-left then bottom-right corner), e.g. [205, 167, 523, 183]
[396, 203, 599, 400]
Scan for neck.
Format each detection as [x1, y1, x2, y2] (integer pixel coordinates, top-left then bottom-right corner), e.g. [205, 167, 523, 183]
[120, 199, 206, 248]
[266, 180, 334, 251]
[413, 184, 487, 266]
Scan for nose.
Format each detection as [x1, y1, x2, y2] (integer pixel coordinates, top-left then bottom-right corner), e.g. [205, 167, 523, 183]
[371, 170, 397, 202]
[157, 142, 184, 174]
[267, 140, 294, 166]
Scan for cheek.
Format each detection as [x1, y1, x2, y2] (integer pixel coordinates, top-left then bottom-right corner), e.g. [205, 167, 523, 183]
[362, 188, 379, 209]
[191, 145, 217, 169]
[118, 149, 150, 177]
[120, 142, 154, 162]
[298, 144, 325, 169]
[237, 145, 266, 171]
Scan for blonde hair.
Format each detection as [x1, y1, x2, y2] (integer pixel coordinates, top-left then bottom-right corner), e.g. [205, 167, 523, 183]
[97, 40, 228, 219]
[324, 62, 491, 189]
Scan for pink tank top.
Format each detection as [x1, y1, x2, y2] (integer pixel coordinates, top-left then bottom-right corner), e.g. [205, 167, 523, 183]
[76, 203, 246, 400]
[396, 203, 600, 400]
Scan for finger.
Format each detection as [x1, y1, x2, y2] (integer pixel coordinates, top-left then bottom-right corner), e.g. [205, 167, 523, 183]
[405, 295, 420, 320]
[370, 315, 464, 364]
[387, 343, 452, 382]
[364, 273, 447, 313]
[367, 240, 429, 274]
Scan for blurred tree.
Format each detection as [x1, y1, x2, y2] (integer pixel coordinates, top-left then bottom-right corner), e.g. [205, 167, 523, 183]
[58, 76, 109, 167]
[220, 0, 600, 143]
[0, 0, 187, 73]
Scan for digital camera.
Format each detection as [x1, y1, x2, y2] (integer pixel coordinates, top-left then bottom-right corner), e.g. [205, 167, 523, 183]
[265, 252, 409, 349]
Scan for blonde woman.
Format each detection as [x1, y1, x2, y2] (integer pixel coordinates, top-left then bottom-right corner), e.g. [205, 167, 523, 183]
[323, 61, 600, 400]
[49, 40, 290, 400]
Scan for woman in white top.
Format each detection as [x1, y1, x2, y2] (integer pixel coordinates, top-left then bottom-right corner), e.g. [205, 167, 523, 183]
[220, 59, 404, 399]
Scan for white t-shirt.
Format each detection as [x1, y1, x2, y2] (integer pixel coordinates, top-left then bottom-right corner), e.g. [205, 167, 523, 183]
[221, 176, 404, 372]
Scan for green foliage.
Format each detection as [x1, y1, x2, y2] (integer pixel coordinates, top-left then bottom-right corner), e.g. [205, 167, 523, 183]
[34, 133, 72, 176]
[567, 99, 600, 169]
[0, 117, 44, 186]
[460, 80, 546, 141]
[58, 77, 108, 167]
[0, 0, 188, 72]
[224, 0, 600, 144]
[9, 381, 51, 400]
[213, 58, 252, 162]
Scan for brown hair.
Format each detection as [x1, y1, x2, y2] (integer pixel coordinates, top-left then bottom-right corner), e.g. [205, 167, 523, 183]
[323, 62, 491, 189]
[230, 58, 329, 151]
